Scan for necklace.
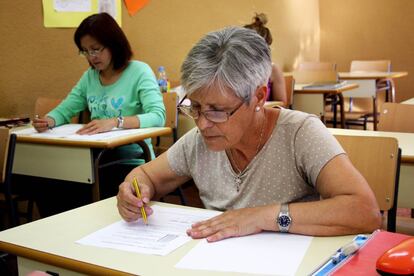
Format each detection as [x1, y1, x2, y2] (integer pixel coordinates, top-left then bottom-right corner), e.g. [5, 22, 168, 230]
[227, 111, 266, 192]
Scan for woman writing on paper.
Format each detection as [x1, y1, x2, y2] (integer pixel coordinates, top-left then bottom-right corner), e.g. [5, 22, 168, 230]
[117, 27, 381, 241]
[33, 13, 165, 162]
[30, 13, 165, 215]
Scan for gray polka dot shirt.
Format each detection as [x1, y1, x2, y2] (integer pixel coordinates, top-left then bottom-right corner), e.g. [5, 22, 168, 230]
[167, 108, 344, 211]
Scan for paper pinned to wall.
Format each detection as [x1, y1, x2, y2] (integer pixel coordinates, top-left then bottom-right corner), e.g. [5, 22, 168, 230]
[54, 0, 92, 12]
[124, 0, 149, 16]
[43, 0, 122, 28]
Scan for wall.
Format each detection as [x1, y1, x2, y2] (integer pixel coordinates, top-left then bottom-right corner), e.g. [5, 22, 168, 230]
[319, 0, 414, 102]
[0, 0, 319, 117]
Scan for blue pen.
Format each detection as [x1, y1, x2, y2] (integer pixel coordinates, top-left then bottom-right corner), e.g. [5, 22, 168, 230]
[310, 235, 368, 276]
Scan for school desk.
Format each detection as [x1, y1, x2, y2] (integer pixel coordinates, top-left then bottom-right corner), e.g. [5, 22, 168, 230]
[293, 83, 359, 128]
[338, 71, 408, 130]
[0, 197, 355, 276]
[329, 128, 414, 209]
[12, 125, 172, 202]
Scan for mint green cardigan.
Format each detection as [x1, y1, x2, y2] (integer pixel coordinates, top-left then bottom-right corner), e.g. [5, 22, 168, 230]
[48, 60, 166, 162]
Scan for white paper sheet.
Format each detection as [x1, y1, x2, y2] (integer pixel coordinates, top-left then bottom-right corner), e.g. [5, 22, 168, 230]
[54, 0, 91, 12]
[77, 205, 220, 256]
[175, 232, 312, 275]
[13, 125, 161, 141]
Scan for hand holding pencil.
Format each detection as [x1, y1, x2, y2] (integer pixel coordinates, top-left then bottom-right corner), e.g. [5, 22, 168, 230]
[133, 177, 148, 224]
[116, 175, 153, 222]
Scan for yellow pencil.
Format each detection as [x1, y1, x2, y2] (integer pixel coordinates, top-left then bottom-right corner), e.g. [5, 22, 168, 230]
[132, 177, 148, 224]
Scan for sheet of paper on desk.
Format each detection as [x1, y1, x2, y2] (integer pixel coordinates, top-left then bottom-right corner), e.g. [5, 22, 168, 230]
[13, 125, 159, 141]
[76, 205, 220, 256]
[175, 232, 312, 275]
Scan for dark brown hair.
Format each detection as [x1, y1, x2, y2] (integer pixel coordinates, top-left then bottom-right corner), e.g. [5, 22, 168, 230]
[244, 13, 273, 45]
[74, 13, 132, 70]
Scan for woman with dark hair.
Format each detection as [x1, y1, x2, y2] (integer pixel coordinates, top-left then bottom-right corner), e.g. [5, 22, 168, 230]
[244, 13, 287, 105]
[31, 13, 165, 213]
[34, 13, 165, 157]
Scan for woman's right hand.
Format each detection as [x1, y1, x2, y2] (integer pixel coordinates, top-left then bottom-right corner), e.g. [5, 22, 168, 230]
[117, 180, 153, 222]
[33, 116, 55, 132]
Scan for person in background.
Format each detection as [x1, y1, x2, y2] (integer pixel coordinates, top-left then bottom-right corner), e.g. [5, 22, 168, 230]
[31, 13, 165, 215]
[34, 12, 165, 158]
[244, 12, 287, 105]
[117, 27, 381, 242]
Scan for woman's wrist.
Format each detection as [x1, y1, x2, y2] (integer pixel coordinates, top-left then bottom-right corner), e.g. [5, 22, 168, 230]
[46, 116, 56, 128]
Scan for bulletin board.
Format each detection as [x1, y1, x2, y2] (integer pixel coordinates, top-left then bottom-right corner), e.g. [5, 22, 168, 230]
[42, 0, 122, 28]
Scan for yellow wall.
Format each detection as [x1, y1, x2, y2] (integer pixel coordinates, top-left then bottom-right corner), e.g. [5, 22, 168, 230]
[319, 0, 414, 102]
[0, 0, 320, 117]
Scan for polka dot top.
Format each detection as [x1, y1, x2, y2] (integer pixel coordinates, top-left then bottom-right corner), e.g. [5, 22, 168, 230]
[167, 108, 345, 211]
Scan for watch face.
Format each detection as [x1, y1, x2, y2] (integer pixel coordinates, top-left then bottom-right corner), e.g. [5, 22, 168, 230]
[278, 215, 291, 227]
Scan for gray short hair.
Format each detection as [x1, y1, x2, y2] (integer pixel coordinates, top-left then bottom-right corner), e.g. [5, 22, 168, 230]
[181, 26, 272, 102]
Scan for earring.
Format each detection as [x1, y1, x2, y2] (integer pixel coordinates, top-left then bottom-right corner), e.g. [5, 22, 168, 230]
[255, 106, 260, 112]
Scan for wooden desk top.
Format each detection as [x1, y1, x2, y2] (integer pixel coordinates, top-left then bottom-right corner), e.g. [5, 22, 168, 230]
[294, 83, 359, 94]
[402, 98, 414, 105]
[329, 128, 414, 163]
[264, 101, 285, 108]
[13, 126, 172, 149]
[338, 71, 408, 80]
[0, 197, 354, 276]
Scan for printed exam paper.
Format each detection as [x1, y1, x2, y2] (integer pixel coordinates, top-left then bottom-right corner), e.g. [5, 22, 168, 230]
[76, 205, 219, 256]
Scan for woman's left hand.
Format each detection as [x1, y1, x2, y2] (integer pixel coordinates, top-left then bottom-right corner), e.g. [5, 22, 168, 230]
[77, 118, 116, 135]
[186, 207, 264, 242]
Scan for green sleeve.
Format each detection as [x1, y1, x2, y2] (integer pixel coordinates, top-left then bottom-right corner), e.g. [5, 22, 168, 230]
[47, 72, 88, 126]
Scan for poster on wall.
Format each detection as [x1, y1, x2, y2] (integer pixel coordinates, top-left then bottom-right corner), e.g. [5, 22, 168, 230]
[42, 0, 122, 28]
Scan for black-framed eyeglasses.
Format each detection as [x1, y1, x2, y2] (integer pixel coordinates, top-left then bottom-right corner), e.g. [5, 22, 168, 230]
[79, 47, 105, 57]
[177, 95, 245, 123]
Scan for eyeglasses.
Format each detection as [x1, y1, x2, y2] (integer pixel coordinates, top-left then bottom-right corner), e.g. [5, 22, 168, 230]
[177, 96, 245, 123]
[79, 47, 105, 57]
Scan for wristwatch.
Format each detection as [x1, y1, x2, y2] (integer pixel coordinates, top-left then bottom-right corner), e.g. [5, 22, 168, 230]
[277, 203, 292, 233]
[117, 115, 124, 128]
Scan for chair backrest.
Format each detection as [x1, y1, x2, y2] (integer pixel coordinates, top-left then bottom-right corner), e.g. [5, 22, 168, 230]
[334, 135, 399, 211]
[378, 102, 414, 133]
[293, 70, 338, 84]
[34, 97, 79, 123]
[0, 128, 11, 183]
[297, 62, 337, 71]
[162, 92, 178, 129]
[350, 60, 391, 72]
[284, 75, 295, 108]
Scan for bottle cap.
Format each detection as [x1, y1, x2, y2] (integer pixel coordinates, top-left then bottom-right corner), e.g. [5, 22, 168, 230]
[158, 66, 165, 72]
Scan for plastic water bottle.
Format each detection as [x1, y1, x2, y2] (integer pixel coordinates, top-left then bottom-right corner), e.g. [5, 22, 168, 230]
[157, 66, 170, 93]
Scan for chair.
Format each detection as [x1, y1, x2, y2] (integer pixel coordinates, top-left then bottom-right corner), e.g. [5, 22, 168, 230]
[334, 135, 401, 232]
[155, 92, 179, 153]
[344, 60, 393, 130]
[378, 102, 414, 133]
[297, 61, 337, 71]
[34, 97, 79, 123]
[284, 75, 295, 109]
[154, 92, 187, 205]
[0, 128, 33, 228]
[378, 102, 414, 218]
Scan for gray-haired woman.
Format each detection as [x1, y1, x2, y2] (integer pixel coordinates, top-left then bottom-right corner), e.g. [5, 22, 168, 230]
[117, 27, 381, 241]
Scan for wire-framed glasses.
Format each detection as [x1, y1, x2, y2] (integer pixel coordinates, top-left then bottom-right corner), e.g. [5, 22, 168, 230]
[177, 95, 245, 123]
[79, 47, 105, 57]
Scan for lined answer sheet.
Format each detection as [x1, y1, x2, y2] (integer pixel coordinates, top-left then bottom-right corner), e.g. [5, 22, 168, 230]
[77, 205, 220, 256]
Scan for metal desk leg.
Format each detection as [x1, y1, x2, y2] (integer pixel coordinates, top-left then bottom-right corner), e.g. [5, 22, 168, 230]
[92, 148, 108, 202]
